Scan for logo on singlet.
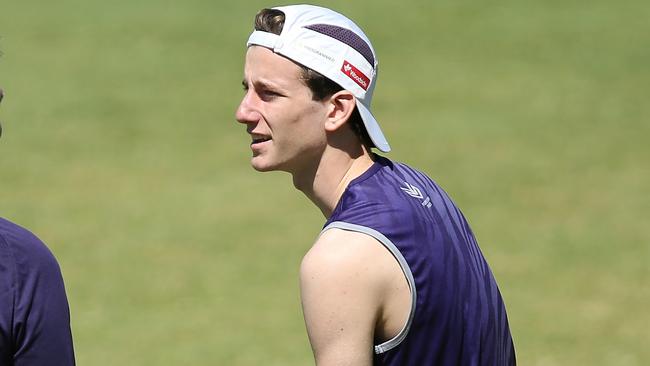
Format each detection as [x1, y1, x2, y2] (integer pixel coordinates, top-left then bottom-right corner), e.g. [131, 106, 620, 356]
[400, 182, 432, 208]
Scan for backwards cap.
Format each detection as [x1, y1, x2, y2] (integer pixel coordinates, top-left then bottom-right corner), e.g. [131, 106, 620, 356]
[246, 4, 390, 152]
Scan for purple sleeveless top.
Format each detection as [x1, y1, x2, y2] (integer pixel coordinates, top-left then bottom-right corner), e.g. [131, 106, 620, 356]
[323, 157, 515, 365]
[0, 218, 76, 365]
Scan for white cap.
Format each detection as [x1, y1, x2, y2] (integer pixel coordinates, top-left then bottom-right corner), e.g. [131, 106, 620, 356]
[246, 4, 391, 152]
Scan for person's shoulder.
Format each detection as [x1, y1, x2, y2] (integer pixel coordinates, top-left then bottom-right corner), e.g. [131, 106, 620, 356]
[304, 228, 377, 268]
[0, 217, 60, 270]
[1, 217, 48, 250]
[356, 156, 433, 189]
[301, 228, 396, 291]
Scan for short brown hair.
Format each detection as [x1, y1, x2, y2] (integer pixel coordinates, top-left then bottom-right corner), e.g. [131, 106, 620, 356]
[253, 8, 373, 149]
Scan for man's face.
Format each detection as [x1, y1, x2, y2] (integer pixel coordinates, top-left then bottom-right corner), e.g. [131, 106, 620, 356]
[236, 46, 329, 173]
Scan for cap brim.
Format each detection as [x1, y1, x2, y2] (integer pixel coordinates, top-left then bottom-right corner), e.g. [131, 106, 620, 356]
[356, 101, 390, 153]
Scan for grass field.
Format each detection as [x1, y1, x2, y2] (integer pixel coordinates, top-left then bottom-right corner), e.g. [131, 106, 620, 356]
[1, 0, 648, 364]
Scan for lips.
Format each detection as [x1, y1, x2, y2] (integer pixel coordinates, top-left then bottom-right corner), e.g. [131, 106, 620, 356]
[250, 133, 271, 146]
[252, 137, 271, 144]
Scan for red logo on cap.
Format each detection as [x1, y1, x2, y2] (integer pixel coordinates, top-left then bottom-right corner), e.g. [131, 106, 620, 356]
[341, 61, 370, 90]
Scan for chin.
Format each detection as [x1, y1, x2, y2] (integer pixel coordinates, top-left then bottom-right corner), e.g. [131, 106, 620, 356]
[251, 164, 274, 172]
[250, 157, 279, 172]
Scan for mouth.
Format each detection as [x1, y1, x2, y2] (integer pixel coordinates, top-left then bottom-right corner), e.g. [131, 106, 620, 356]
[251, 136, 271, 146]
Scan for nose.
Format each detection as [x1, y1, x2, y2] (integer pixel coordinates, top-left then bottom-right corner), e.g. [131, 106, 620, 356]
[235, 90, 260, 125]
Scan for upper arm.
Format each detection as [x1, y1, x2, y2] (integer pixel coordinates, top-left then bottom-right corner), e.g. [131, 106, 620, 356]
[299, 228, 397, 366]
[9, 230, 75, 365]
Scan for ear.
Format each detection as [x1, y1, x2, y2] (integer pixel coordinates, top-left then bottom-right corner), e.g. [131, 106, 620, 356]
[324, 90, 356, 132]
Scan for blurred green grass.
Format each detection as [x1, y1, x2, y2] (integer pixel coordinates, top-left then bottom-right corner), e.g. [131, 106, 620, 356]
[1, 0, 648, 364]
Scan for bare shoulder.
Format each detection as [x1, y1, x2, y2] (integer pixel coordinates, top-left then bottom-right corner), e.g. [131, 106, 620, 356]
[299, 228, 399, 364]
[299, 227, 411, 364]
[300, 228, 396, 288]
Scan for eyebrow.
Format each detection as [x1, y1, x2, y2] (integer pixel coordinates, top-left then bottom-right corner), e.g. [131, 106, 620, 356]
[242, 78, 288, 93]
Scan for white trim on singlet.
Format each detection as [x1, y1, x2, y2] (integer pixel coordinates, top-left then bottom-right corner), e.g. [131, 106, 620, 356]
[320, 221, 417, 354]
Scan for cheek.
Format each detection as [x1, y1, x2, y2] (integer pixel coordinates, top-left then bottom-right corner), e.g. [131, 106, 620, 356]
[293, 99, 327, 127]
[288, 103, 328, 142]
[271, 99, 324, 131]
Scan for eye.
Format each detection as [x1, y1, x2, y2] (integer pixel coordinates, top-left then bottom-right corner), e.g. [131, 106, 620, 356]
[259, 89, 282, 101]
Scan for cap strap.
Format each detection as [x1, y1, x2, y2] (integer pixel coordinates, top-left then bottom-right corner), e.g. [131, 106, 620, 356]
[247, 31, 281, 49]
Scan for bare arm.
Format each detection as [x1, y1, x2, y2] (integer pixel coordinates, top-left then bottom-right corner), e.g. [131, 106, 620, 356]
[300, 228, 410, 366]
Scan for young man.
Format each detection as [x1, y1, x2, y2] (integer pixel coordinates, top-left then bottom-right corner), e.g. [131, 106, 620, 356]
[0, 88, 76, 365]
[236, 5, 515, 365]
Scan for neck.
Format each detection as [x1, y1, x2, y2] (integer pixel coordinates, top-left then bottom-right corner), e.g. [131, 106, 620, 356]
[292, 146, 375, 218]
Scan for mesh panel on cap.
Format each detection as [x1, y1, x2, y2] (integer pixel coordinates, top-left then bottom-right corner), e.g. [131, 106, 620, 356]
[304, 24, 375, 66]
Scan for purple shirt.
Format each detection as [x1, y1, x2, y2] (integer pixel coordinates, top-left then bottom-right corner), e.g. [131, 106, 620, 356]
[0, 218, 75, 365]
[324, 157, 515, 365]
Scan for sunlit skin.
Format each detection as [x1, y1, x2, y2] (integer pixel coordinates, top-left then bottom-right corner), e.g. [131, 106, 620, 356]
[235, 46, 330, 176]
[235, 46, 375, 217]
